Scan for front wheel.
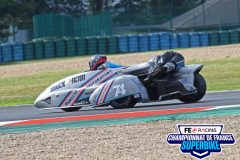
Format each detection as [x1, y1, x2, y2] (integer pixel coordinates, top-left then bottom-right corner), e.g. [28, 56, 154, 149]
[110, 96, 137, 109]
[61, 107, 81, 112]
[179, 74, 207, 103]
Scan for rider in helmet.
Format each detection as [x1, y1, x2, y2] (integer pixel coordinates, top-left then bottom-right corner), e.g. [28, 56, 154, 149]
[145, 51, 185, 81]
[89, 54, 123, 71]
[88, 51, 184, 79]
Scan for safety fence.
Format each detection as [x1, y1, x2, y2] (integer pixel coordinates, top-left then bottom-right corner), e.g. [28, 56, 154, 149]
[33, 12, 112, 38]
[0, 29, 240, 63]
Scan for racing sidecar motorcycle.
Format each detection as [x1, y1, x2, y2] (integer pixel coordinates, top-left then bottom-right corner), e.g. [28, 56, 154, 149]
[34, 60, 206, 112]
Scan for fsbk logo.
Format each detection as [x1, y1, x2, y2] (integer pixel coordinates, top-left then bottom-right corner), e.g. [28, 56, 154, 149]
[184, 128, 198, 133]
[183, 126, 219, 134]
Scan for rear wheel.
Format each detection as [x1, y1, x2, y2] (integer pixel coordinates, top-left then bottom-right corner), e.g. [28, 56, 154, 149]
[61, 107, 81, 112]
[110, 96, 137, 109]
[179, 74, 206, 103]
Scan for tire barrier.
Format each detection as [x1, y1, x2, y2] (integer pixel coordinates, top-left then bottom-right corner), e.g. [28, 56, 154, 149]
[199, 32, 209, 46]
[97, 37, 107, 54]
[170, 33, 179, 49]
[128, 35, 139, 52]
[219, 31, 230, 45]
[86, 37, 97, 55]
[118, 35, 128, 53]
[229, 30, 240, 44]
[179, 33, 190, 48]
[209, 32, 219, 46]
[107, 36, 118, 54]
[189, 32, 200, 47]
[2, 29, 240, 63]
[23, 42, 34, 60]
[1, 44, 12, 62]
[149, 33, 159, 51]
[13, 43, 24, 61]
[55, 39, 66, 57]
[160, 32, 171, 49]
[43, 39, 55, 58]
[0, 46, 2, 63]
[33, 40, 44, 59]
[76, 37, 86, 55]
[65, 38, 77, 57]
[138, 34, 149, 52]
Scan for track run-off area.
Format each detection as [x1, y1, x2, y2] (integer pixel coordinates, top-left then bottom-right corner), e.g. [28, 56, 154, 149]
[0, 91, 240, 133]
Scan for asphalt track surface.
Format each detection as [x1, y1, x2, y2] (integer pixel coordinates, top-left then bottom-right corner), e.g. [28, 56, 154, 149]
[0, 91, 239, 122]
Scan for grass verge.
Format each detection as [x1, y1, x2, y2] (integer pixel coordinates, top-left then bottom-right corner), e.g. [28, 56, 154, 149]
[0, 58, 240, 106]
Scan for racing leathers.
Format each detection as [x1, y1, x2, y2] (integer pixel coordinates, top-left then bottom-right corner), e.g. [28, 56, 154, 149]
[147, 51, 185, 80]
[97, 61, 124, 70]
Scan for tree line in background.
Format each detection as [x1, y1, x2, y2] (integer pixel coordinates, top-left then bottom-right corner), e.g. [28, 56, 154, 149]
[0, 0, 202, 41]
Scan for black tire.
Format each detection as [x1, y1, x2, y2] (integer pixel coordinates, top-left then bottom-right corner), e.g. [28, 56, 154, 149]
[110, 96, 137, 109]
[61, 107, 81, 112]
[179, 74, 207, 103]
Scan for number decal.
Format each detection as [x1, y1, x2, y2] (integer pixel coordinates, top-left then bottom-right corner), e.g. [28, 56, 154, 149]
[113, 84, 126, 97]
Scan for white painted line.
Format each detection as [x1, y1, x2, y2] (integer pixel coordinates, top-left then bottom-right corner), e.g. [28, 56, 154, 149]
[206, 104, 240, 111]
[0, 104, 33, 108]
[0, 120, 26, 126]
[206, 90, 240, 93]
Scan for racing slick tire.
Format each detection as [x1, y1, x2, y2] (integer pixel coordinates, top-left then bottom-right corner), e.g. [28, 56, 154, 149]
[179, 74, 206, 103]
[61, 107, 81, 112]
[110, 96, 137, 109]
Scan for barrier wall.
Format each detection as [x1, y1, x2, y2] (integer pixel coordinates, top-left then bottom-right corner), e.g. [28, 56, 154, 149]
[229, 30, 239, 43]
[43, 40, 55, 58]
[97, 37, 107, 54]
[76, 38, 86, 55]
[160, 32, 171, 49]
[66, 38, 77, 56]
[128, 35, 139, 52]
[34, 40, 44, 59]
[0, 46, 2, 63]
[1, 29, 240, 63]
[118, 35, 128, 53]
[199, 32, 209, 46]
[139, 34, 149, 52]
[1, 44, 12, 62]
[108, 36, 118, 54]
[209, 32, 219, 46]
[13, 43, 24, 61]
[179, 33, 190, 48]
[189, 33, 200, 47]
[170, 33, 179, 49]
[87, 37, 97, 55]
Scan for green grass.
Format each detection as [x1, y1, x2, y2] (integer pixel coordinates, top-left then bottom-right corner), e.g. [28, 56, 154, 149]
[0, 58, 240, 106]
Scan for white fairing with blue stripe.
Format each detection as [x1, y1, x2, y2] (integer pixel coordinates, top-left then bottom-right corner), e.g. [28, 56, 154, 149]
[34, 67, 123, 109]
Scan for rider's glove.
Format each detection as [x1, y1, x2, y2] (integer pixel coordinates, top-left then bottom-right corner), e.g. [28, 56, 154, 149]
[144, 66, 167, 83]
[151, 66, 167, 77]
[163, 62, 176, 73]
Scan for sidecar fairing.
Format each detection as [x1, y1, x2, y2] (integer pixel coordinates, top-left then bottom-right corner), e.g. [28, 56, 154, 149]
[34, 68, 122, 110]
[89, 64, 204, 107]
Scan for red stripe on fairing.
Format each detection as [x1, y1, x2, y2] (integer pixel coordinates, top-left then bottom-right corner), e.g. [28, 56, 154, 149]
[70, 71, 116, 106]
[96, 83, 108, 105]
[80, 69, 107, 88]
[99, 72, 116, 84]
[70, 89, 85, 106]
[64, 70, 107, 107]
[101, 80, 114, 104]
[5, 106, 212, 126]
[59, 91, 73, 107]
